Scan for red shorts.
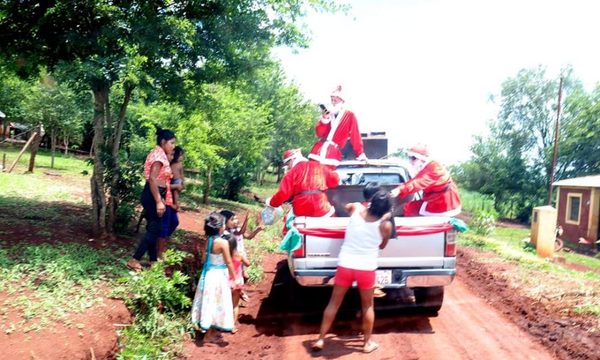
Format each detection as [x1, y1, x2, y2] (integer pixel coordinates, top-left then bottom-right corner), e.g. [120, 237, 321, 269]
[334, 266, 376, 289]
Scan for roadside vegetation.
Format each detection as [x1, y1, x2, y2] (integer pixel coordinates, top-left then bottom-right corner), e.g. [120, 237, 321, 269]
[459, 227, 600, 317]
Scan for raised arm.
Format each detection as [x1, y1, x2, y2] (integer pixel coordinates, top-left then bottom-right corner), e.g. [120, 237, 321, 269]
[379, 215, 393, 249]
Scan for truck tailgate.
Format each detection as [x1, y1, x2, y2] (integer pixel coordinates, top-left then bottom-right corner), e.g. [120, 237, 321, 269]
[293, 216, 451, 269]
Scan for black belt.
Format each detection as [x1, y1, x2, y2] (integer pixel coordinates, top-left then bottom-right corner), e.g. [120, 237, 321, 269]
[298, 190, 325, 196]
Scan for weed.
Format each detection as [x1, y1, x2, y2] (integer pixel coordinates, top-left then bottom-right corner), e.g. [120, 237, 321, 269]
[0, 243, 126, 331]
[114, 250, 192, 359]
[470, 209, 498, 236]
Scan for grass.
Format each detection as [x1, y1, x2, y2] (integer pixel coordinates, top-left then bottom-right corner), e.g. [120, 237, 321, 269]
[248, 179, 279, 201]
[0, 144, 91, 176]
[459, 189, 496, 213]
[458, 225, 600, 317]
[0, 243, 128, 333]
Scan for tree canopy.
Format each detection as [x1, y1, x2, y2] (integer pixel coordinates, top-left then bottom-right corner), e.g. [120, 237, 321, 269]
[0, 0, 339, 235]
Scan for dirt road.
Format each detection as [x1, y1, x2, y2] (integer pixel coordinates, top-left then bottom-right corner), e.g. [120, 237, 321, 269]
[179, 208, 555, 359]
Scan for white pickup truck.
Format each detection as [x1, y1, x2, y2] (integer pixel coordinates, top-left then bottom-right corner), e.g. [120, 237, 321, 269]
[287, 160, 457, 313]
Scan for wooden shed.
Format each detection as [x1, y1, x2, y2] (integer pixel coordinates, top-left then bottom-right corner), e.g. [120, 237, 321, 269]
[553, 175, 600, 251]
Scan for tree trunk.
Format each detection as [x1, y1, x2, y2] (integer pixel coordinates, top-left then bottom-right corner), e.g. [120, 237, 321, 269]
[64, 135, 69, 155]
[91, 86, 109, 237]
[106, 84, 134, 233]
[203, 166, 212, 204]
[50, 128, 56, 169]
[27, 125, 43, 173]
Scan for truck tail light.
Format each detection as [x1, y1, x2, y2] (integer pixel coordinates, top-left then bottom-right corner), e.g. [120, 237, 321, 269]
[444, 230, 457, 257]
[292, 240, 305, 258]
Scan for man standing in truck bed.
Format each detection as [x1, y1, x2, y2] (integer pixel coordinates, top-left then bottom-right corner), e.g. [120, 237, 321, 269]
[390, 144, 461, 217]
[308, 85, 368, 168]
[266, 148, 339, 218]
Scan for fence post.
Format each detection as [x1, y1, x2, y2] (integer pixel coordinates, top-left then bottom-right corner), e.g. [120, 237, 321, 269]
[7, 132, 38, 173]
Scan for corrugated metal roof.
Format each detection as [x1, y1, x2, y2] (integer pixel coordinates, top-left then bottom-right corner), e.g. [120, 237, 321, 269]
[553, 175, 600, 188]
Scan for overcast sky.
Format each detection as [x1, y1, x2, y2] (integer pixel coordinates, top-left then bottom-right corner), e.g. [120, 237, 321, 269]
[274, 0, 600, 165]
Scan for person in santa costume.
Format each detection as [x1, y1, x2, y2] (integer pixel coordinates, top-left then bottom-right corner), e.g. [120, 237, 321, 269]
[390, 144, 461, 217]
[266, 148, 339, 217]
[308, 85, 368, 168]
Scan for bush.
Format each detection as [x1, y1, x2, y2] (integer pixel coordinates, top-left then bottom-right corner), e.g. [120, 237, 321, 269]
[470, 209, 498, 236]
[114, 250, 192, 359]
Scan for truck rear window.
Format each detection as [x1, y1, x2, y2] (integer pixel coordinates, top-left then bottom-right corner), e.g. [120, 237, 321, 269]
[358, 173, 402, 185]
[339, 172, 404, 185]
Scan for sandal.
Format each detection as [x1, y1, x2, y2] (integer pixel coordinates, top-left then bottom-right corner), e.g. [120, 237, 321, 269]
[312, 339, 324, 352]
[363, 341, 379, 353]
[126, 259, 142, 272]
[373, 288, 386, 298]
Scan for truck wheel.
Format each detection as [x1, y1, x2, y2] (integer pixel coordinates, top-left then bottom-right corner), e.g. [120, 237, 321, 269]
[413, 286, 444, 314]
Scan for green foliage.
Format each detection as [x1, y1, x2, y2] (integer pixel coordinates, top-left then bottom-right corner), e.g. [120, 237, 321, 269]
[0, 66, 29, 123]
[0, 243, 127, 331]
[458, 189, 496, 213]
[470, 209, 498, 236]
[0, 0, 340, 234]
[114, 250, 192, 359]
[557, 84, 600, 178]
[454, 66, 582, 221]
[194, 83, 272, 200]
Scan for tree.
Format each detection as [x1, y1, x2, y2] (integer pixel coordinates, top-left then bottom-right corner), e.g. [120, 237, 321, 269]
[24, 74, 88, 169]
[0, 0, 339, 236]
[0, 65, 29, 139]
[455, 66, 581, 221]
[239, 64, 317, 182]
[557, 85, 600, 179]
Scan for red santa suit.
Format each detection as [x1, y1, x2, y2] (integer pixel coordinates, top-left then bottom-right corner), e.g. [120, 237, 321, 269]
[308, 86, 366, 167]
[308, 108, 365, 167]
[394, 145, 461, 217]
[267, 158, 339, 217]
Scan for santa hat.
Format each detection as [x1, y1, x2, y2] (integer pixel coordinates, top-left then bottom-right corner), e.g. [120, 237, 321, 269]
[283, 148, 302, 163]
[406, 144, 430, 161]
[330, 85, 345, 101]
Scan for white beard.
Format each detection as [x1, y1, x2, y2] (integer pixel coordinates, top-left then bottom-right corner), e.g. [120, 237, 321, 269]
[329, 102, 343, 115]
[411, 159, 427, 174]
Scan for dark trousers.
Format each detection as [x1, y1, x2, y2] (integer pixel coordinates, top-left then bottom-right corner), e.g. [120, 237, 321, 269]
[132, 183, 165, 261]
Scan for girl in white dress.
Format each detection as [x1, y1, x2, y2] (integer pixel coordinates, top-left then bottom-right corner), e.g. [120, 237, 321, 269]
[191, 212, 236, 341]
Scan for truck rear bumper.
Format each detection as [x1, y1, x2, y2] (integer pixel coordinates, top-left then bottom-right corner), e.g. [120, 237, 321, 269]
[293, 268, 455, 288]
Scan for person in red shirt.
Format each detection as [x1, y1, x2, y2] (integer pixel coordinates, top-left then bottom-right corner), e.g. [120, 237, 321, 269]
[266, 148, 339, 217]
[308, 85, 367, 168]
[390, 144, 461, 217]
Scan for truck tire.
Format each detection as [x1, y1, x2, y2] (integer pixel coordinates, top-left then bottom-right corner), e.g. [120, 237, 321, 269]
[413, 286, 444, 314]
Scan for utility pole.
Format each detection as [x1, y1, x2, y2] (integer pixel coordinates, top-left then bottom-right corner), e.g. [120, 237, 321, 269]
[547, 76, 563, 205]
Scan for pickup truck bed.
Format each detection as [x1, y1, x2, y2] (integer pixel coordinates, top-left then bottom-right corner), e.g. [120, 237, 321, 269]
[285, 160, 458, 313]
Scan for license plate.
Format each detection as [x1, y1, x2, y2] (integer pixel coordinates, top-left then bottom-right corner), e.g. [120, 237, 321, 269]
[376, 270, 392, 286]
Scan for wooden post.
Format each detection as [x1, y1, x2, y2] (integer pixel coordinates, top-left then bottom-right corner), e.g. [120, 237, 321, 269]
[7, 132, 37, 173]
[547, 76, 563, 205]
[2, 153, 5, 171]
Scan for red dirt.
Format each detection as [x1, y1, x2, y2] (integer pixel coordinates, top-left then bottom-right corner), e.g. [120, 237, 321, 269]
[0, 292, 130, 360]
[176, 210, 599, 360]
[1, 192, 597, 359]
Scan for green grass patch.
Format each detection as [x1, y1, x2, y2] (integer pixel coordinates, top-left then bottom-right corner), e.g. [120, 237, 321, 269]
[0, 144, 91, 176]
[248, 180, 279, 201]
[459, 189, 496, 213]
[0, 172, 89, 205]
[0, 243, 128, 333]
[458, 226, 600, 317]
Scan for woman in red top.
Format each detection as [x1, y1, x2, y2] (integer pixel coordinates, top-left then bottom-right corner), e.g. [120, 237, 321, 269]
[127, 127, 177, 271]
